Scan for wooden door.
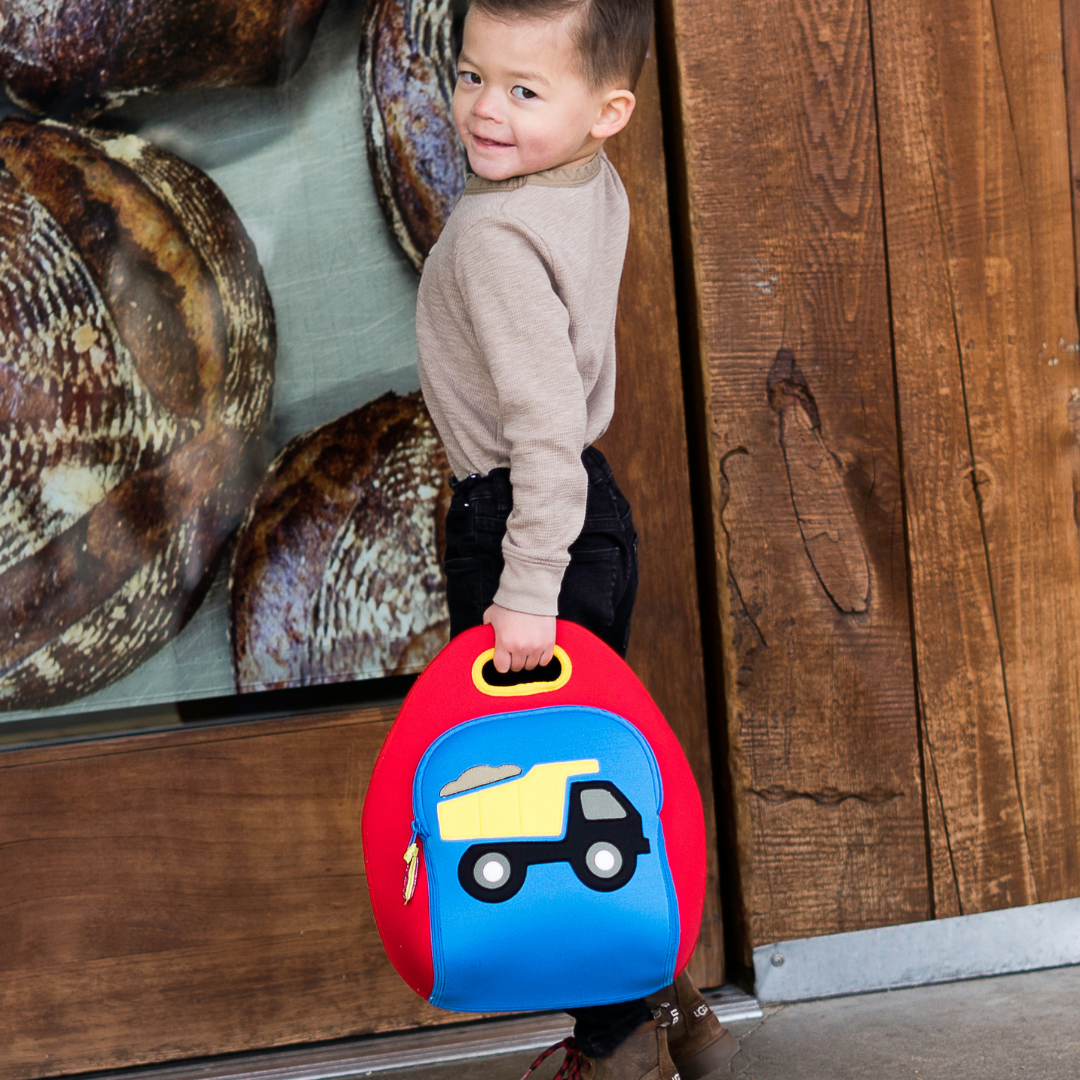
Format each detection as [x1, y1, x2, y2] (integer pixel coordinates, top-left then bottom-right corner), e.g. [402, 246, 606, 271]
[663, 0, 1080, 974]
[0, 41, 722, 1080]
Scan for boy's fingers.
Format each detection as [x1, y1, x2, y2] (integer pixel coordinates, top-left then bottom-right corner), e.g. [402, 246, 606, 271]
[486, 607, 555, 675]
[495, 645, 554, 673]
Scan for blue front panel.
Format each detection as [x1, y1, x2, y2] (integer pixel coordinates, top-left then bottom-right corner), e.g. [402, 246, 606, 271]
[414, 705, 679, 1012]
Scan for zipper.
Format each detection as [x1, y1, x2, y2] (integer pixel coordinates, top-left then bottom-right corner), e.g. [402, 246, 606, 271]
[403, 820, 424, 903]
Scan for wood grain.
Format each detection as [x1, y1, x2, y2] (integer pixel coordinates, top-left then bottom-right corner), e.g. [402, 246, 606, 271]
[1067, 0, 1080, 285]
[660, 0, 929, 953]
[598, 38, 725, 988]
[871, 0, 1080, 910]
[0, 709, 487, 1078]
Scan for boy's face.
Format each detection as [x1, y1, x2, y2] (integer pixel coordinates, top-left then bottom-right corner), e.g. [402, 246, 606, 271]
[453, 8, 635, 181]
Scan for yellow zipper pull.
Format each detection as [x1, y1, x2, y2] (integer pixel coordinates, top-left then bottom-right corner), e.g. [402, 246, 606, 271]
[403, 825, 421, 904]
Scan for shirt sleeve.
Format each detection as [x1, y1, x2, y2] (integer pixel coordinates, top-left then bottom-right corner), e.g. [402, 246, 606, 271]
[454, 215, 589, 616]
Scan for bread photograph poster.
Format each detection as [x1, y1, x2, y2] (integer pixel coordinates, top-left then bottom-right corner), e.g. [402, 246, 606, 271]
[0, 0, 462, 722]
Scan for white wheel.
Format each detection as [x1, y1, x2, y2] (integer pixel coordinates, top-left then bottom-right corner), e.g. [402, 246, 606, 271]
[473, 852, 512, 890]
[585, 841, 623, 879]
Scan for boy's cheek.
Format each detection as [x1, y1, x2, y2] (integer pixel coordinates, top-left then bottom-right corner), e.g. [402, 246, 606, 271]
[450, 93, 468, 134]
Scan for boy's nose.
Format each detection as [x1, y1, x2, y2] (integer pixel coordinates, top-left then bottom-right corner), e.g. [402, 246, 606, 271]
[472, 89, 501, 122]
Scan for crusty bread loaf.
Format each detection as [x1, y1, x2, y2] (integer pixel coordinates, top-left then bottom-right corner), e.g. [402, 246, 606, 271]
[360, 0, 466, 271]
[0, 0, 331, 118]
[229, 391, 452, 692]
[0, 118, 275, 710]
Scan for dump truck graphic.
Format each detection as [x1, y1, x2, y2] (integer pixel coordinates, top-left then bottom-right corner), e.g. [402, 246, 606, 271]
[436, 759, 652, 903]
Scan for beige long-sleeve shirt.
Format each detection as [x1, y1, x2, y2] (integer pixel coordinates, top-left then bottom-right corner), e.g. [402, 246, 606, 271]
[415, 151, 629, 616]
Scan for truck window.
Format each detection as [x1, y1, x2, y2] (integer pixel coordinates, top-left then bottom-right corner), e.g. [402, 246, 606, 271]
[580, 788, 627, 820]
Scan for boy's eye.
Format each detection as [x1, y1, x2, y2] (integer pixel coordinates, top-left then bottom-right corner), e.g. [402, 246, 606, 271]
[459, 71, 481, 85]
[511, 85, 537, 100]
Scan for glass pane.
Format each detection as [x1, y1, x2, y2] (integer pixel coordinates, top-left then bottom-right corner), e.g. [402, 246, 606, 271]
[1, 1, 450, 738]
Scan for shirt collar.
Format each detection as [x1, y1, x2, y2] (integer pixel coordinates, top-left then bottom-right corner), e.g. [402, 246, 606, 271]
[463, 152, 603, 194]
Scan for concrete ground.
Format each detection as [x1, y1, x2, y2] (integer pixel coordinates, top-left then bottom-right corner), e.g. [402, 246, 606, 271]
[387, 966, 1080, 1080]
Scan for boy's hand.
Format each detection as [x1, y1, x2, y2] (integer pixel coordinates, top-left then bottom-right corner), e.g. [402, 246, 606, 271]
[483, 604, 556, 673]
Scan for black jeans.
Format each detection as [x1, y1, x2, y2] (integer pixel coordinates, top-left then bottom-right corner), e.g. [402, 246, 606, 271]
[444, 446, 639, 654]
[442, 445, 651, 1056]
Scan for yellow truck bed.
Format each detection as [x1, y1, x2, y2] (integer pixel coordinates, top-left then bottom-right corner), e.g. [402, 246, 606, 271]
[437, 759, 600, 841]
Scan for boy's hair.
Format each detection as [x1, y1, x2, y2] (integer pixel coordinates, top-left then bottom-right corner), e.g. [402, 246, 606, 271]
[467, 0, 653, 91]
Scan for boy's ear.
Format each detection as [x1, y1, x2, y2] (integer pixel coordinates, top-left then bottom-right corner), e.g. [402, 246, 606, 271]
[591, 89, 637, 140]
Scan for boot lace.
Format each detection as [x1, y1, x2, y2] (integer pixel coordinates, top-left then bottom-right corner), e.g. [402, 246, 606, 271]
[520, 1037, 588, 1080]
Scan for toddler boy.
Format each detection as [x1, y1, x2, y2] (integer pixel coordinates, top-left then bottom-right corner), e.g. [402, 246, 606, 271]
[415, 0, 736, 1076]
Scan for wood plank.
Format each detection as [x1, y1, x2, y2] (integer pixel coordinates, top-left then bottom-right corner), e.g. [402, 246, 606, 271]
[659, 0, 929, 955]
[921, 734, 963, 918]
[870, 0, 1080, 910]
[0, 707, 377, 768]
[1066, 0, 1080, 283]
[0, 708, 493, 1079]
[598, 37, 724, 988]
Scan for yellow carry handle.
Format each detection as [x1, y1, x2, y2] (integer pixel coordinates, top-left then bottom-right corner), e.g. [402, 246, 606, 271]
[471, 644, 573, 697]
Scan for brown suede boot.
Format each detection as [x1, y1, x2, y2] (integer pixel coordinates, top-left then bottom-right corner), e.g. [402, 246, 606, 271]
[520, 1021, 678, 1080]
[646, 971, 738, 1079]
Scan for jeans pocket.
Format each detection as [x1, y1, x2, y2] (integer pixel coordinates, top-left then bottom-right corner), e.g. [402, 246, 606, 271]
[445, 552, 504, 639]
[558, 547, 620, 632]
[443, 504, 474, 559]
[445, 556, 484, 638]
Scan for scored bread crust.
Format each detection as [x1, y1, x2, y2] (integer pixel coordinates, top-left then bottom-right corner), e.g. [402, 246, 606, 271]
[359, 0, 466, 271]
[230, 391, 452, 692]
[0, 118, 275, 710]
[0, 0, 331, 118]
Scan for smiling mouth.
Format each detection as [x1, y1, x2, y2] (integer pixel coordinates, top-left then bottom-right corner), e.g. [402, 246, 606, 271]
[472, 135, 513, 149]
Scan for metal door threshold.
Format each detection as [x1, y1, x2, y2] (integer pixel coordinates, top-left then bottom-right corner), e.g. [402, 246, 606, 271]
[753, 896, 1080, 1003]
[82, 986, 761, 1080]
